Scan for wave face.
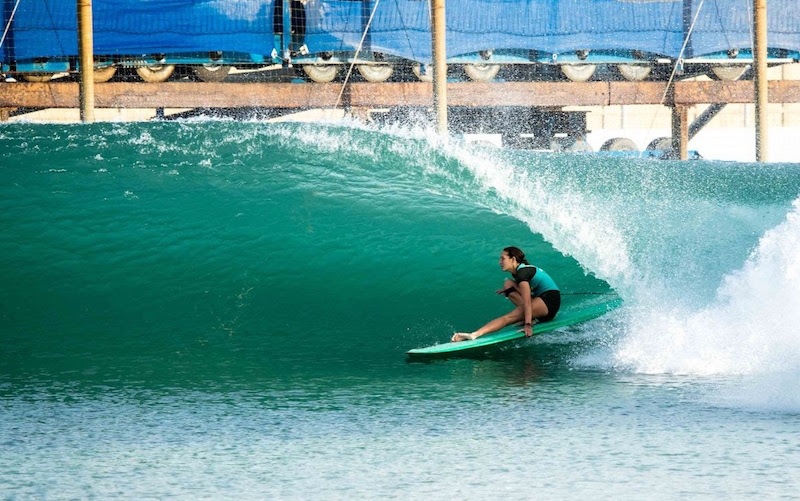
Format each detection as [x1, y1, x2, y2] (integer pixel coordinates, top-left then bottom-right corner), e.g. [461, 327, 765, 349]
[1, 121, 799, 393]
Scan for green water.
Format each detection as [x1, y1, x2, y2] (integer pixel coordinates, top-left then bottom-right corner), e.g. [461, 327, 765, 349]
[1, 122, 615, 385]
[2, 121, 800, 499]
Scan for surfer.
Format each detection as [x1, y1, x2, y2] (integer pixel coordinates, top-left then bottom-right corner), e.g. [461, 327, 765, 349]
[452, 246, 560, 342]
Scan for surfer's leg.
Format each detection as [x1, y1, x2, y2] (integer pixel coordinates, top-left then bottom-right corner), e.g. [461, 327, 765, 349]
[530, 296, 549, 318]
[503, 280, 526, 325]
[452, 289, 553, 342]
[502, 279, 524, 305]
[500, 280, 528, 326]
[452, 307, 524, 341]
[495, 294, 549, 331]
[455, 298, 548, 341]
[525, 297, 550, 336]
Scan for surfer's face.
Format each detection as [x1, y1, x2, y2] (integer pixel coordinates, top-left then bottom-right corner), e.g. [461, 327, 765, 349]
[499, 252, 516, 272]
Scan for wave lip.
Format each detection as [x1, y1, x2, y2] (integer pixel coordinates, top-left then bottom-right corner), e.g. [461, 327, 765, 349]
[614, 199, 800, 377]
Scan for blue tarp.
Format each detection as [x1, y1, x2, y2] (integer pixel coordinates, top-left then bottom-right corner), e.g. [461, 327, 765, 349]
[3, 0, 800, 66]
[299, 0, 683, 62]
[4, 0, 277, 60]
[691, 0, 800, 57]
[301, 0, 800, 62]
[443, 0, 683, 59]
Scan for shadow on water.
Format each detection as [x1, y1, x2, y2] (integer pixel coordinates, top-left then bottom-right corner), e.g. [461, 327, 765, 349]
[406, 336, 586, 387]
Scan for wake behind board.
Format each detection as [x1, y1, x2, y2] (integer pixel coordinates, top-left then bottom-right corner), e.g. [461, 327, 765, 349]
[406, 296, 622, 360]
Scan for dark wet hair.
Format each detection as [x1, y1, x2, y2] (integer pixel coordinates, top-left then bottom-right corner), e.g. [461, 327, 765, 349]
[503, 246, 529, 265]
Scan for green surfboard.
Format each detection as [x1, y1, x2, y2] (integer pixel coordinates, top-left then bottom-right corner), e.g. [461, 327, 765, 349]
[406, 296, 622, 360]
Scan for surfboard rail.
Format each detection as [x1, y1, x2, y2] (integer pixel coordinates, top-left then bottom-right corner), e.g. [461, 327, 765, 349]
[406, 296, 622, 360]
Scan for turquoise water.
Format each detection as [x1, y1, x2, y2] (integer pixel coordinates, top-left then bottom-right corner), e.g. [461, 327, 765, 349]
[2, 121, 800, 499]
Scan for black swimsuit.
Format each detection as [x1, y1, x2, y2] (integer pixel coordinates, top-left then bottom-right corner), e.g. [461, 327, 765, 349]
[514, 265, 561, 322]
[536, 290, 561, 322]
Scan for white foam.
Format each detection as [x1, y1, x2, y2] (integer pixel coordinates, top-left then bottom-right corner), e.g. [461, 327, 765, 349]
[439, 143, 634, 290]
[614, 198, 800, 376]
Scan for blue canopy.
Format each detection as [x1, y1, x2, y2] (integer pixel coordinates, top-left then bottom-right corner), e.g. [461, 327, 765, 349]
[4, 0, 277, 60]
[3, 0, 800, 66]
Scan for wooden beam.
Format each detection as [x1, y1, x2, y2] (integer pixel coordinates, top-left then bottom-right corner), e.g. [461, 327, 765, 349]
[0, 83, 346, 108]
[672, 80, 800, 104]
[350, 82, 433, 106]
[765, 80, 800, 103]
[3, 80, 800, 110]
[673, 81, 752, 104]
[0, 82, 612, 108]
[608, 81, 668, 105]
[448, 82, 610, 107]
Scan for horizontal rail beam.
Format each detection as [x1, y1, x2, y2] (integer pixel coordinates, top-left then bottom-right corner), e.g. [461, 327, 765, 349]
[671, 80, 800, 104]
[3, 81, 800, 110]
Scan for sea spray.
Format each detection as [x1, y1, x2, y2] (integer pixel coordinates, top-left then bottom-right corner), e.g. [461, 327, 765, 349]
[614, 198, 800, 376]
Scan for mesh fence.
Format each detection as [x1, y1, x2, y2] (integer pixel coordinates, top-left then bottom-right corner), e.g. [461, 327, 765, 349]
[2, 0, 800, 83]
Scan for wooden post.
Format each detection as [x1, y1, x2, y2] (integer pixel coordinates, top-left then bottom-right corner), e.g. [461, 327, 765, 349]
[431, 0, 447, 134]
[753, 0, 768, 162]
[671, 105, 689, 160]
[77, 0, 95, 122]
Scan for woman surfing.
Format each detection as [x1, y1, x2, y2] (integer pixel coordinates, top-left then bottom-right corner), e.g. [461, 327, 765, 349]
[452, 246, 561, 342]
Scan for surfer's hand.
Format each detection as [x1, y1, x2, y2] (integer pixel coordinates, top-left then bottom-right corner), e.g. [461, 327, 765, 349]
[519, 324, 533, 337]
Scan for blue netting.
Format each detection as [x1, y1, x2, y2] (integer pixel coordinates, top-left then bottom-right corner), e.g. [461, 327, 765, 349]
[3, 0, 800, 67]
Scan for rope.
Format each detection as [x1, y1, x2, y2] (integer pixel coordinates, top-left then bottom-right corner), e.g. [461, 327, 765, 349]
[333, 0, 381, 111]
[44, 0, 69, 59]
[0, 0, 22, 50]
[640, 0, 706, 157]
[396, 0, 420, 65]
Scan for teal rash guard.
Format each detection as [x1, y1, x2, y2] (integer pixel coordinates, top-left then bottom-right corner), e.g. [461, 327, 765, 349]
[515, 264, 559, 297]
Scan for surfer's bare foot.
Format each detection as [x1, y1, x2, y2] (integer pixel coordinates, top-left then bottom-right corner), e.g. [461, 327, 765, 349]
[451, 332, 474, 342]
